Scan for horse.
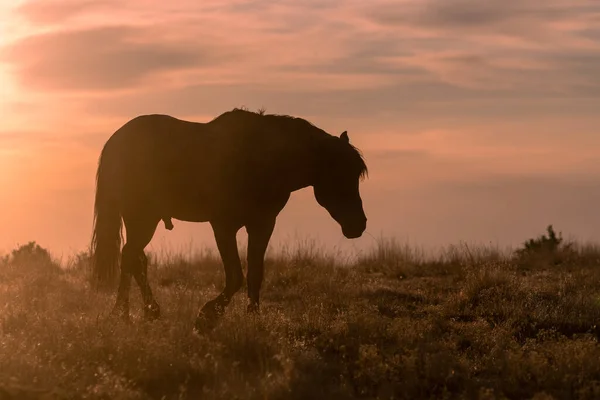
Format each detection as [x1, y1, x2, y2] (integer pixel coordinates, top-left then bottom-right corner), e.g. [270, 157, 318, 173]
[91, 108, 368, 331]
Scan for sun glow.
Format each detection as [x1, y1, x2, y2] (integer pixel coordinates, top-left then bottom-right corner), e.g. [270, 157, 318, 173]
[0, 1, 27, 128]
[0, 1, 29, 46]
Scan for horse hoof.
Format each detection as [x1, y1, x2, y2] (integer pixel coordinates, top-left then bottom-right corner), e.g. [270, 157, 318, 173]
[247, 302, 260, 314]
[144, 303, 161, 321]
[200, 301, 226, 319]
[193, 312, 219, 334]
[108, 308, 131, 324]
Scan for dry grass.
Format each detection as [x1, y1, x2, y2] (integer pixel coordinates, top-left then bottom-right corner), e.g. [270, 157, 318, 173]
[2, 239, 600, 399]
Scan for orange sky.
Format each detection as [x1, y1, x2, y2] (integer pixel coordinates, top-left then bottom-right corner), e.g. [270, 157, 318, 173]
[1, 0, 600, 257]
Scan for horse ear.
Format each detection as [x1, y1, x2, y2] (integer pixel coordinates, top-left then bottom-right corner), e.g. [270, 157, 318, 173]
[340, 131, 349, 143]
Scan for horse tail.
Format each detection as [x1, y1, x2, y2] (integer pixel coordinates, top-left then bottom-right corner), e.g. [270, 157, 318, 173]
[90, 144, 123, 289]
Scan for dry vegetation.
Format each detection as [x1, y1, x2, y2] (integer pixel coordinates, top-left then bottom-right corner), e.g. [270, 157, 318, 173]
[2, 227, 600, 399]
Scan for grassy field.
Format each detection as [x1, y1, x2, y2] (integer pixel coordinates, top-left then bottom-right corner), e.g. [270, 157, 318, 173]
[2, 233, 600, 399]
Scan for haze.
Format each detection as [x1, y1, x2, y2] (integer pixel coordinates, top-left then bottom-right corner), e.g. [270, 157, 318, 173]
[1, 0, 599, 257]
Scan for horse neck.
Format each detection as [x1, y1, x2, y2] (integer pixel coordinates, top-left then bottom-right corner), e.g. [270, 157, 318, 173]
[302, 134, 337, 189]
[271, 132, 328, 192]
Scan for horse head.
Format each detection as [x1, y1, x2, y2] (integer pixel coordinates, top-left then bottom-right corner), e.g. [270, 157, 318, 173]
[313, 131, 368, 239]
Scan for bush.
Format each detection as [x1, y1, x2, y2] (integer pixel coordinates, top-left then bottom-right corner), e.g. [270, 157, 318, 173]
[9, 241, 54, 268]
[519, 225, 564, 254]
[514, 225, 574, 268]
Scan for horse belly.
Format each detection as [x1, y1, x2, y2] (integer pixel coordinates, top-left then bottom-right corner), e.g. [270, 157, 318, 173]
[162, 185, 216, 223]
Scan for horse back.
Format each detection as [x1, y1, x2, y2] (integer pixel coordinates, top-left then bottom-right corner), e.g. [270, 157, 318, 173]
[101, 114, 314, 218]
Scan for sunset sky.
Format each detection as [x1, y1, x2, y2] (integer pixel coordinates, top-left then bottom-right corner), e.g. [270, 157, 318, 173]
[1, 0, 600, 257]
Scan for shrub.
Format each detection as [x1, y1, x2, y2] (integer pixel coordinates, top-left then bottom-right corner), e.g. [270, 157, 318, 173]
[519, 225, 564, 254]
[514, 225, 574, 268]
[9, 241, 54, 268]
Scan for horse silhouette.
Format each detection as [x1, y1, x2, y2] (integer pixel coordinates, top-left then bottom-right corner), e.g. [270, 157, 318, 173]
[91, 108, 368, 331]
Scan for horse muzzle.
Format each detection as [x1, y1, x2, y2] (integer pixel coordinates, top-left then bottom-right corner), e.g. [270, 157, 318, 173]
[342, 218, 367, 239]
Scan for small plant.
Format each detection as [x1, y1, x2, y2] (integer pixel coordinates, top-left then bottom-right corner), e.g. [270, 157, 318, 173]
[9, 241, 54, 268]
[515, 225, 574, 267]
[520, 225, 563, 254]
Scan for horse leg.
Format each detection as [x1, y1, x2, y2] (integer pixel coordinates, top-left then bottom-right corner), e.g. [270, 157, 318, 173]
[111, 264, 133, 321]
[196, 222, 244, 327]
[121, 215, 161, 321]
[246, 216, 276, 313]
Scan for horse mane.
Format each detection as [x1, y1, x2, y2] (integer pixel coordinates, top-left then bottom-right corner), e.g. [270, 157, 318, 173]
[350, 143, 368, 181]
[212, 107, 322, 131]
[213, 108, 368, 180]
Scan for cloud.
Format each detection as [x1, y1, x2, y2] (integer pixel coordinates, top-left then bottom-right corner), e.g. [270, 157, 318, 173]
[277, 35, 427, 79]
[6, 1, 400, 94]
[8, 0, 599, 99]
[366, 0, 598, 35]
[1, 25, 242, 92]
[16, 0, 117, 25]
[4, 0, 600, 145]
[360, 0, 600, 91]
